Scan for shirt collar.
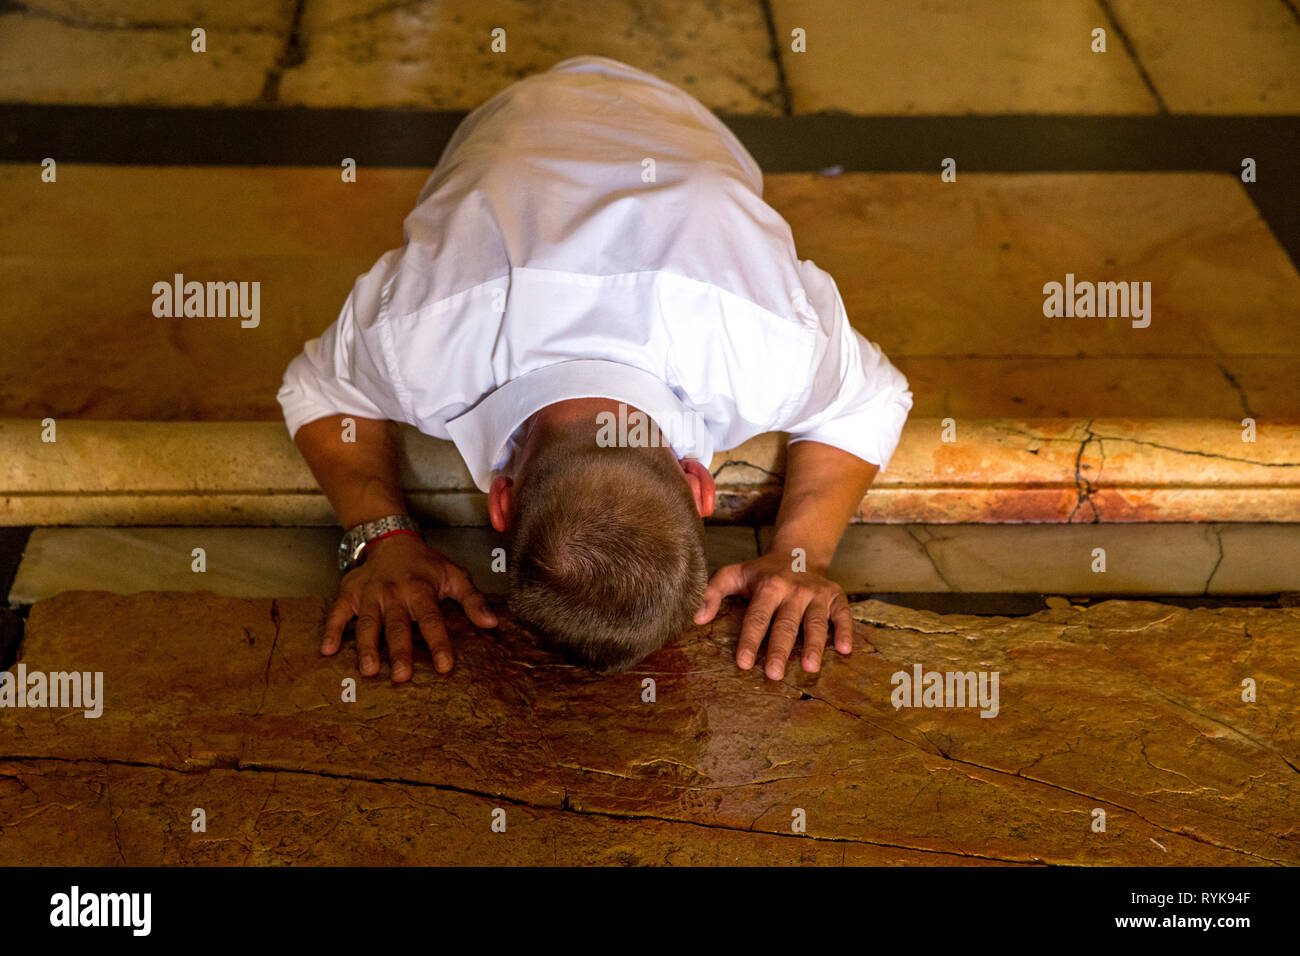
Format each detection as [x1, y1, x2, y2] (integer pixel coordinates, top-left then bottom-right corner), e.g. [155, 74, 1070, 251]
[444, 359, 715, 492]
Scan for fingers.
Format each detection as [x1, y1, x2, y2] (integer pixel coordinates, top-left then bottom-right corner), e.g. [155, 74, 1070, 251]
[321, 592, 356, 656]
[409, 592, 455, 674]
[736, 585, 783, 670]
[764, 596, 812, 680]
[801, 597, 831, 672]
[384, 598, 415, 683]
[441, 567, 498, 629]
[695, 563, 747, 625]
[354, 595, 383, 677]
[831, 594, 855, 655]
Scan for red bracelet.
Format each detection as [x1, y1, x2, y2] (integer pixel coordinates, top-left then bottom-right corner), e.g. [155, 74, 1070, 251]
[364, 528, 422, 552]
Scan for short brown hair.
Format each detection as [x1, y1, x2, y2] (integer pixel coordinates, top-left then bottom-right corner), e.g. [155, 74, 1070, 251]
[506, 431, 707, 671]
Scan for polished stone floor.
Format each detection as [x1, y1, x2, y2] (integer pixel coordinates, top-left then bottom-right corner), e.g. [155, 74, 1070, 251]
[1, 591, 1295, 865]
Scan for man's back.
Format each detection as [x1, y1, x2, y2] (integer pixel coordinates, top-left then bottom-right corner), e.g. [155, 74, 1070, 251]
[279, 57, 910, 493]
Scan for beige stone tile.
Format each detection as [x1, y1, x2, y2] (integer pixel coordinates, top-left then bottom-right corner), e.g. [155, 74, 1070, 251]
[759, 525, 949, 592]
[896, 357, 1300, 419]
[909, 523, 1224, 595]
[1110, 0, 1300, 113]
[769, 0, 1157, 114]
[7, 165, 422, 259]
[1211, 525, 1300, 594]
[8, 525, 759, 604]
[278, 0, 782, 113]
[762, 523, 1300, 595]
[21, 1, 296, 31]
[8, 527, 342, 603]
[0, 14, 285, 106]
[765, 172, 1300, 359]
[0, 254, 368, 421]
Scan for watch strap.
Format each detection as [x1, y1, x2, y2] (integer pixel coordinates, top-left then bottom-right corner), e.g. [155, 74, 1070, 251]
[338, 514, 421, 571]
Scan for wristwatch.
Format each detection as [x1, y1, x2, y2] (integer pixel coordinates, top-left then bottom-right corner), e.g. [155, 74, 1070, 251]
[338, 514, 422, 572]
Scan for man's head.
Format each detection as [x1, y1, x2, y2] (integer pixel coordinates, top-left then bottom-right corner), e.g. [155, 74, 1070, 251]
[488, 399, 715, 671]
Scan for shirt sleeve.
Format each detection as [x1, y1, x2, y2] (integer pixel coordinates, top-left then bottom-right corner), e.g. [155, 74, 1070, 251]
[276, 255, 409, 440]
[777, 261, 913, 472]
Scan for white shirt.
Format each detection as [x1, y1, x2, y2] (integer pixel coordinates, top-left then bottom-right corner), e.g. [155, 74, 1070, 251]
[277, 55, 913, 492]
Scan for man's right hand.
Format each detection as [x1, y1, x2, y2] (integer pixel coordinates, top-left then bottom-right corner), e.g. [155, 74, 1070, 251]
[321, 533, 499, 681]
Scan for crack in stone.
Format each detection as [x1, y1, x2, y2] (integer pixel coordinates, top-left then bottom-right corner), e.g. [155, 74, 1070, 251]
[710, 458, 782, 482]
[309, 0, 433, 31]
[1148, 688, 1300, 777]
[1204, 526, 1225, 595]
[1216, 364, 1256, 419]
[850, 609, 958, 635]
[995, 423, 1300, 469]
[1069, 418, 1102, 523]
[4, 1, 284, 33]
[103, 771, 127, 865]
[757, 0, 793, 116]
[258, 0, 307, 104]
[243, 771, 280, 866]
[905, 526, 957, 591]
[0, 753, 1039, 865]
[255, 598, 281, 717]
[782, 686, 1291, 864]
[1137, 734, 1206, 792]
[1096, 434, 1300, 468]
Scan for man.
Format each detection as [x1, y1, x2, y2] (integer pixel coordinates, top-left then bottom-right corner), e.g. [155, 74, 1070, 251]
[278, 56, 912, 681]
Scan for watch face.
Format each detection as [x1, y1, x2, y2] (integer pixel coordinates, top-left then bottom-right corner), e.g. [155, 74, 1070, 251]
[338, 534, 356, 570]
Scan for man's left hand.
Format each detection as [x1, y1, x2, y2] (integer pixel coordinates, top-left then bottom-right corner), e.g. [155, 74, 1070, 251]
[694, 552, 855, 679]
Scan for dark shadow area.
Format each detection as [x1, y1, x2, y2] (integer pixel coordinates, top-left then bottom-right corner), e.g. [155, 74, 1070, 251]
[852, 591, 1289, 616]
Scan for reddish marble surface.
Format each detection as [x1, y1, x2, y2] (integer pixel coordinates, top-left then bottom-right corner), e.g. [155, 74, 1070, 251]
[1, 591, 1296, 865]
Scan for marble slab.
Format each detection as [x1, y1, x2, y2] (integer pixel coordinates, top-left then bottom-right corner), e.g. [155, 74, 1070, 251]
[277, 0, 783, 113]
[7, 525, 760, 604]
[0, 1, 291, 105]
[768, 0, 1157, 114]
[2, 590, 1295, 864]
[1110, 0, 1300, 113]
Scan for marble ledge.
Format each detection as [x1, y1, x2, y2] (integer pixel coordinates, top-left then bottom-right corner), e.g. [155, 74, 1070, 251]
[1, 418, 1298, 526]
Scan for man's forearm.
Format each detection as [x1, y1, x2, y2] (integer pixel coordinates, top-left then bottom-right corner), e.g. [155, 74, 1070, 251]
[769, 439, 879, 572]
[293, 414, 408, 529]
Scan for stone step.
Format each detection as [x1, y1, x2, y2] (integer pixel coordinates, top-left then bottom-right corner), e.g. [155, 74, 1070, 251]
[2, 0, 1295, 113]
[3, 418, 1298, 527]
[7, 524, 1300, 606]
[2, 590, 1296, 865]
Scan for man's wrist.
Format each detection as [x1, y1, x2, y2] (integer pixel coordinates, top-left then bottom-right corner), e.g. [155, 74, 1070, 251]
[339, 502, 409, 531]
[338, 514, 421, 571]
[361, 528, 424, 557]
[767, 534, 834, 575]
